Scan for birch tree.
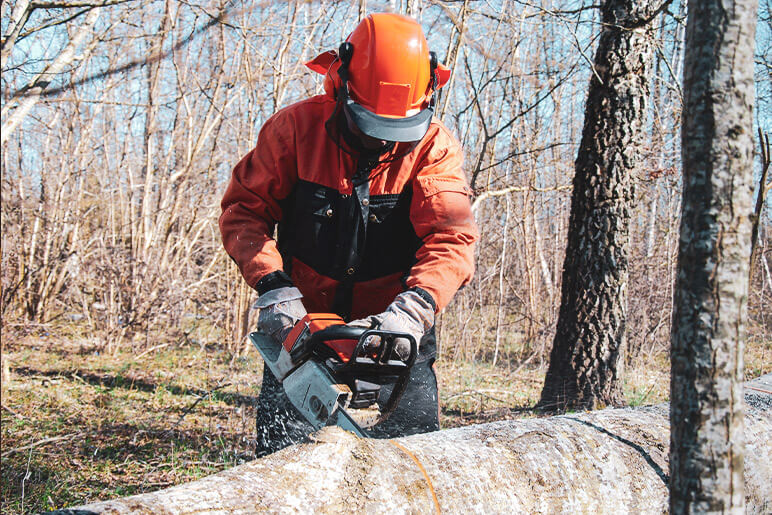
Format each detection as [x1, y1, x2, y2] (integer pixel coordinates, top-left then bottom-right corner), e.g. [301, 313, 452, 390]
[0, 0, 136, 144]
[670, 0, 758, 511]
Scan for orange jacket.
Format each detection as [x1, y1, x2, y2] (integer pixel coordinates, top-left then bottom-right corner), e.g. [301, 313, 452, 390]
[219, 94, 477, 321]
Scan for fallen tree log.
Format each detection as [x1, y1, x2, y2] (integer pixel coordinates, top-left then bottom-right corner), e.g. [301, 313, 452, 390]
[55, 375, 771, 514]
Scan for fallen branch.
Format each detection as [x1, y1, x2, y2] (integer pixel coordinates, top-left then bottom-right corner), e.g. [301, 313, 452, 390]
[2, 432, 83, 458]
[134, 343, 169, 360]
[1, 403, 25, 420]
[162, 382, 232, 437]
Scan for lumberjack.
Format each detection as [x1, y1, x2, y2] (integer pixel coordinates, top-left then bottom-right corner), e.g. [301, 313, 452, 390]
[220, 13, 478, 456]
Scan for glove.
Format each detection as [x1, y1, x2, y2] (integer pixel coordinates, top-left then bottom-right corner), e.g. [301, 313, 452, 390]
[255, 286, 307, 344]
[348, 290, 435, 360]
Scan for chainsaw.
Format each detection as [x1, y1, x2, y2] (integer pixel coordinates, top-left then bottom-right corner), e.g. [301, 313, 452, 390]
[249, 313, 418, 437]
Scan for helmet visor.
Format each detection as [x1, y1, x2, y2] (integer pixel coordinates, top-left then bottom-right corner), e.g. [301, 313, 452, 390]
[344, 99, 433, 143]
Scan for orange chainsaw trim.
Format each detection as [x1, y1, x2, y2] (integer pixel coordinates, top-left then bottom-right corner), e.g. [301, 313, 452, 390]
[283, 313, 359, 363]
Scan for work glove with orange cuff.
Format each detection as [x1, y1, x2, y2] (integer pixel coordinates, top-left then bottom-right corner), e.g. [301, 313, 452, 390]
[255, 286, 307, 344]
[347, 290, 435, 360]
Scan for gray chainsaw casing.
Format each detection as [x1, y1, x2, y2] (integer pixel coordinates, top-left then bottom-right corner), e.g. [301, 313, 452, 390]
[249, 331, 366, 436]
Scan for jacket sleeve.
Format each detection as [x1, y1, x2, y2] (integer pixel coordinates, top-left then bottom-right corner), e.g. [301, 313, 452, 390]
[219, 115, 297, 289]
[406, 124, 479, 312]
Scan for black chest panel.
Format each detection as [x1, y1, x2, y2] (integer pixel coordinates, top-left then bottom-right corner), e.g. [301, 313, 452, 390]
[277, 174, 422, 284]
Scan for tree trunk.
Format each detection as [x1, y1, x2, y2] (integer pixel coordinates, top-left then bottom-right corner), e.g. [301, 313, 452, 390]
[0, 8, 101, 145]
[0, 0, 31, 70]
[538, 0, 665, 411]
[52, 376, 772, 514]
[670, 0, 758, 512]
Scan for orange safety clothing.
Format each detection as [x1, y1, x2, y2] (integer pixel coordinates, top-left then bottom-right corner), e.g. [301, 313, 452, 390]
[219, 94, 477, 321]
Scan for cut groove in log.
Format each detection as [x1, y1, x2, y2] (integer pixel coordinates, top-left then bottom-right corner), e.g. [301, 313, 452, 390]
[52, 375, 771, 514]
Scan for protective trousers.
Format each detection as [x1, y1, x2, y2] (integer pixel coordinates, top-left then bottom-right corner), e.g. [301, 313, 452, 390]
[254, 332, 439, 457]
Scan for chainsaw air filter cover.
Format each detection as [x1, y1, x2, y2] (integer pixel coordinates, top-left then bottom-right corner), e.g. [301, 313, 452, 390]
[283, 313, 360, 363]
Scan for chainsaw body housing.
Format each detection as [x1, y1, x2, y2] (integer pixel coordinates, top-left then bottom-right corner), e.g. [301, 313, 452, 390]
[250, 313, 417, 437]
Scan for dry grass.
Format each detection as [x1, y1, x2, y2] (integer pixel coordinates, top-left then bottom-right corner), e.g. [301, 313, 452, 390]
[1, 334, 259, 513]
[1, 329, 769, 514]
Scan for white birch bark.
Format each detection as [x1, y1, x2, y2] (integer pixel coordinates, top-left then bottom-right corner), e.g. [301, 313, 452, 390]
[1, 0, 32, 70]
[1, 8, 101, 145]
[56, 376, 771, 515]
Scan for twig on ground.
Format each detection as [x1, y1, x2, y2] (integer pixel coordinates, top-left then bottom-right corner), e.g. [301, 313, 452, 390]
[445, 389, 513, 405]
[2, 403, 25, 419]
[2, 432, 84, 458]
[135, 343, 170, 360]
[636, 381, 660, 405]
[21, 448, 32, 513]
[447, 388, 518, 398]
[71, 372, 88, 384]
[178, 460, 228, 467]
[511, 349, 540, 375]
[162, 383, 231, 436]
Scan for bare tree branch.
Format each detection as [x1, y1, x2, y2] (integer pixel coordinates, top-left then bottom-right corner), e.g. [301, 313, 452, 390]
[1, 7, 102, 144]
[751, 128, 771, 269]
[4, 0, 239, 100]
[1, 0, 32, 69]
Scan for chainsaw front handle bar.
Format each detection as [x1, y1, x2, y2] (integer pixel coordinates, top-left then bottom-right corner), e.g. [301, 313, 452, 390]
[309, 326, 418, 369]
[308, 324, 368, 343]
[309, 325, 418, 427]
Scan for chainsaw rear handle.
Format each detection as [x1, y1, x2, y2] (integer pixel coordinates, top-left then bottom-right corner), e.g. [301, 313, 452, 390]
[348, 328, 417, 426]
[353, 329, 418, 370]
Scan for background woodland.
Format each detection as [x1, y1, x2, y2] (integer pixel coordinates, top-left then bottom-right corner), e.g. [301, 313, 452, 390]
[2, 1, 771, 512]
[2, 0, 770, 379]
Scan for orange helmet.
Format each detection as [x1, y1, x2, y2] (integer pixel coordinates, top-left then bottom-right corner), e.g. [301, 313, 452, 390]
[306, 13, 451, 142]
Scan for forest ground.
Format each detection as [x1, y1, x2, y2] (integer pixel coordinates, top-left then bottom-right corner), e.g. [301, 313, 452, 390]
[1, 324, 769, 514]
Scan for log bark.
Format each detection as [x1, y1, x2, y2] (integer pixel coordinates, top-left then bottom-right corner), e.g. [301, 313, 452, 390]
[52, 375, 771, 514]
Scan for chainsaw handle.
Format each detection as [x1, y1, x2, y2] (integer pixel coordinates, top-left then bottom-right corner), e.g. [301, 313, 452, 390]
[308, 324, 419, 432]
[358, 329, 418, 368]
[310, 325, 418, 367]
[308, 325, 368, 345]
[357, 329, 417, 425]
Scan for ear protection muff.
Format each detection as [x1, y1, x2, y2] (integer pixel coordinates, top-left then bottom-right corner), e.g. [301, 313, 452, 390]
[336, 42, 354, 103]
[428, 51, 439, 108]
